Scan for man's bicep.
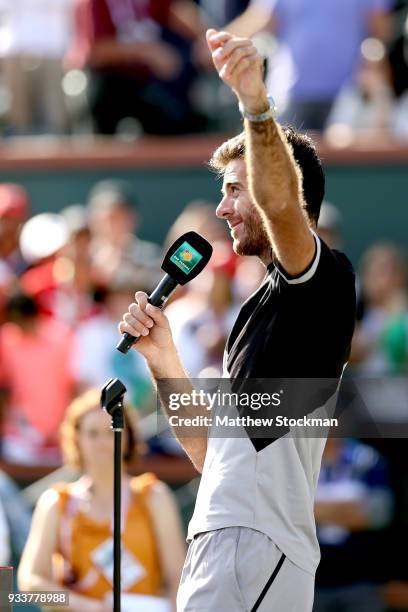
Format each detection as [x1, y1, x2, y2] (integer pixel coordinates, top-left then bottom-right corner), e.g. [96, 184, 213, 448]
[266, 204, 316, 277]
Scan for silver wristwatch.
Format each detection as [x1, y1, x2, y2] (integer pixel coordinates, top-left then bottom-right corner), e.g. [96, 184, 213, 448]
[239, 94, 277, 122]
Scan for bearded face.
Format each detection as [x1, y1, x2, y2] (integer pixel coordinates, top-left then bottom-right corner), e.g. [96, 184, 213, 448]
[216, 158, 271, 259]
[232, 202, 270, 257]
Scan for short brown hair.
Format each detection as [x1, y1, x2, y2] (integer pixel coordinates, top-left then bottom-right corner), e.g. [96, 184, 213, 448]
[209, 127, 325, 225]
[60, 388, 142, 471]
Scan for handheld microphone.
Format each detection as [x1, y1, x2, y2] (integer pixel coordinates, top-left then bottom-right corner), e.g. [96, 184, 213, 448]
[116, 231, 213, 354]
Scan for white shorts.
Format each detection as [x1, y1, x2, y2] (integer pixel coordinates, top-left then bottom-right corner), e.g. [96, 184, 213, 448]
[177, 527, 315, 612]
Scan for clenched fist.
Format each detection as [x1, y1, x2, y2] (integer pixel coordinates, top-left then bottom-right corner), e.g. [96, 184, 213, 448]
[206, 28, 268, 114]
[118, 291, 174, 365]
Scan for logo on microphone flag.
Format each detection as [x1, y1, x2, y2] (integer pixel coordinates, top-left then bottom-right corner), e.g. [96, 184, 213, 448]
[170, 241, 203, 274]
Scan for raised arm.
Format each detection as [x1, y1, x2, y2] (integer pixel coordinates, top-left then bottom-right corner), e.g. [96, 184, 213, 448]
[207, 29, 316, 276]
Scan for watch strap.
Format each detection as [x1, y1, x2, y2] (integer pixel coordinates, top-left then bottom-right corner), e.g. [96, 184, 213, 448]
[239, 94, 277, 122]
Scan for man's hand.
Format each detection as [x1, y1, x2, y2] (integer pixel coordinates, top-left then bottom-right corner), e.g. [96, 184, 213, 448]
[119, 292, 208, 471]
[206, 28, 268, 114]
[119, 292, 176, 367]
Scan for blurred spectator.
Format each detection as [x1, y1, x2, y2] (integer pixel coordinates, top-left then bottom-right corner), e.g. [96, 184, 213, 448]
[87, 179, 161, 287]
[61, 204, 92, 292]
[228, 0, 393, 130]
[199, 0, 250, 25]
[314, 438, 393, 612]
[351, 243, 408, 374]
[0, 184, 29, 284]
[18, 388, 185, 611]
[388, 0, 408, 98]
[384, 579, 408, 610]
[0, 469, 31, 563]
[317, 201, 343, 250]
[0, 292, 74, 467]
[67, 0, 206, 135]
[326, 53, 394, 136]
[388, 0, 408, 137]
[0, 496, 10, 567]
[0, 0, 72, 134]
[18, 212, 77, 321]
[164, 200, 227, 251]
[19, 212, 69, 268]
[72, 271, 152, 408]
[59, 204, 98, 325]
[20, 207, 98, 326]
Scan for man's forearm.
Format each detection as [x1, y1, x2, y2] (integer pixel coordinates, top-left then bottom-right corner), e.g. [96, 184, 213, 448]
[207, 28, 315, 275]
[149, 347, 209, 473]
[243, 101, 303, 218]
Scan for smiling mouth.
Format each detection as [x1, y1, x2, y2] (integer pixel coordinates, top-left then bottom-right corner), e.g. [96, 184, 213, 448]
[229, 221, 243, 231]
[230, 222, 243, 236]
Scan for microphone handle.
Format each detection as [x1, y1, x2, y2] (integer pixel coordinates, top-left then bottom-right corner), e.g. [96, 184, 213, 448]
[116, 274, 178, 354]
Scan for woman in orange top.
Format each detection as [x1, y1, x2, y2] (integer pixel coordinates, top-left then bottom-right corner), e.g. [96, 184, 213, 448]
[18, 388, 186, 612]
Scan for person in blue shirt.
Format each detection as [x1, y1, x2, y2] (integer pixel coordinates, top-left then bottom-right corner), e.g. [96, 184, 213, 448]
[227, 0, 393, 129]
[314, 437, 393, 612]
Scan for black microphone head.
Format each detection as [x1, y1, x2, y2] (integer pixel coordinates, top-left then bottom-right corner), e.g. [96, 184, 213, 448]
[161, 231, 213, 285]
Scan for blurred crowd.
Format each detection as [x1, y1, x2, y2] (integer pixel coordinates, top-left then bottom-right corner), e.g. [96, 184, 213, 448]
[0, 0, 407, 138]
[0, 5, 405, 612]
[0, 175, 406, 610]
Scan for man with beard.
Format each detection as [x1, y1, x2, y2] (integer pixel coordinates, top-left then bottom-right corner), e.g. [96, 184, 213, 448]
[119, 28, 356, 611]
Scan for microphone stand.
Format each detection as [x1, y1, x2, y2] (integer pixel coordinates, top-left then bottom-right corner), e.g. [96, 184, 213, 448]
[101, 378, 127, 612]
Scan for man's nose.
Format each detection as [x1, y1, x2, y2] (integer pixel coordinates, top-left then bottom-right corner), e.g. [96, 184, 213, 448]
[216, 194, 232, 219]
